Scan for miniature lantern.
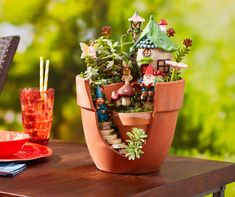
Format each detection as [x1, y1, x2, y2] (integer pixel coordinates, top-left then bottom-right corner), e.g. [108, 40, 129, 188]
[128, 11, 145, 42]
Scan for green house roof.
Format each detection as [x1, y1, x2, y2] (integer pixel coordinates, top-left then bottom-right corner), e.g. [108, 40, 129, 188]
[131, 15, 178, 52]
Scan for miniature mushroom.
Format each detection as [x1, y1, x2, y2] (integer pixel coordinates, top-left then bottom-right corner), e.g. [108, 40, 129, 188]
[117, 81, 134, 106]
[165, 60, 188, 70]
[111, 91, 121, 107]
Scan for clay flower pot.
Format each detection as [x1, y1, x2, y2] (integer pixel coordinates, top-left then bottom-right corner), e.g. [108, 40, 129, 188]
[76, 76, 185, 174]
[112, 111, 152, 141]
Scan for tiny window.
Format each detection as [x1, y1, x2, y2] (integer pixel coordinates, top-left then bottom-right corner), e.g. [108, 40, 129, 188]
[142, 48, 151, 57]
[157, 59, 170, 73]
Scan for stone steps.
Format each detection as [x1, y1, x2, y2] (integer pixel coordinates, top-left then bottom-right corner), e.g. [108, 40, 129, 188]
[99, 121, 126, 154]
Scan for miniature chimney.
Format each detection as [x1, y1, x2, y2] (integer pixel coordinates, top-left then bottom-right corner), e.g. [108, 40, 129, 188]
[158, 19, 168, 33]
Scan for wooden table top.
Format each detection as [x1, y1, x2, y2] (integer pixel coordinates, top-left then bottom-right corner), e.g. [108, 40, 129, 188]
[1, 140, 235, 197]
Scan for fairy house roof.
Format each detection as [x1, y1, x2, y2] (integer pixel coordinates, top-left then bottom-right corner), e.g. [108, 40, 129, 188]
[131, 15, 178, 52]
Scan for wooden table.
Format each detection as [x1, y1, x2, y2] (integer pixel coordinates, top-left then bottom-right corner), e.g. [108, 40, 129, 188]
[1, 140, 235, 197]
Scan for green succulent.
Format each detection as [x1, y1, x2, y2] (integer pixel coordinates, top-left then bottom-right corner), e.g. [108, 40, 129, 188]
[124, 128, 148, 160]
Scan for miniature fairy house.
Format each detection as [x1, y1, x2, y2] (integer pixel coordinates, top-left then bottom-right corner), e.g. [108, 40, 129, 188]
[132, 15, 178, 75]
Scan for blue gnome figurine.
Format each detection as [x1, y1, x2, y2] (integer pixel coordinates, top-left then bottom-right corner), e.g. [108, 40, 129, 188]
[95, 86, 109, 122]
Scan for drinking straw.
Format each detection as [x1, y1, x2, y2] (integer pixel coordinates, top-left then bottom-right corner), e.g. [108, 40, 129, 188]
[43, 60, 50, 91]
[40, 57, 44, 92]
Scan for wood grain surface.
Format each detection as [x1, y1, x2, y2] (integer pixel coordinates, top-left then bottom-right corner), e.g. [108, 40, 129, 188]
[1, 140, 235, 197]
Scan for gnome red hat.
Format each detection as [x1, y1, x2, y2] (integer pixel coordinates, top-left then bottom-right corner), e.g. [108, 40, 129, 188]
[144, 65, 156, 76]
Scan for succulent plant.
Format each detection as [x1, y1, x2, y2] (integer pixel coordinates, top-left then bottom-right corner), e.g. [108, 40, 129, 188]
[124, 128, 148, 160]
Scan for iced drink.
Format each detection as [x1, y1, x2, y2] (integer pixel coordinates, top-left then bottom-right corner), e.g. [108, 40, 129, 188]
[20, 88, 54, 145]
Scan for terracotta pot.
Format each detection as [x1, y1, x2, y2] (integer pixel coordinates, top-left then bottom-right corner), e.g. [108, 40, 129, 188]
[76, 76, 185, 174]
[112, 111, 152, 141]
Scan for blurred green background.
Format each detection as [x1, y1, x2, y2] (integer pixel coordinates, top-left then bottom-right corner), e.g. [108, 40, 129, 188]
[0, 0, 235, 195]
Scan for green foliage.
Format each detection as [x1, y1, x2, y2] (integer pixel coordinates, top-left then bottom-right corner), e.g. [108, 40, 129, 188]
[80, 34, 141, 85]
[175, 46, 191, 63]
[114, 104, 151, 113]
[165, 68, 182, 82]
[129, 60, 142, 81]
[81, 36, 123, 83]
[114, 91, 153, 113]
[124, 128, 148, 160]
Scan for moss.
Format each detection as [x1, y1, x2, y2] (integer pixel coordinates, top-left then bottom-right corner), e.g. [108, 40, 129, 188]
[114, 104, 152, 113]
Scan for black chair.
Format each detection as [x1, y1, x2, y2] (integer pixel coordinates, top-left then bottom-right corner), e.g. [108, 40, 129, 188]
[0, 35, 20, 92]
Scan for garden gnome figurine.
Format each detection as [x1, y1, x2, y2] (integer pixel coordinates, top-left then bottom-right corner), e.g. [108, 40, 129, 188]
[140, 65, 156, 102]
[95, 86, 109, 122]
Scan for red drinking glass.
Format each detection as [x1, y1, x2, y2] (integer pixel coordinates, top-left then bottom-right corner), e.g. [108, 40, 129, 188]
[20, 88, 54, 145]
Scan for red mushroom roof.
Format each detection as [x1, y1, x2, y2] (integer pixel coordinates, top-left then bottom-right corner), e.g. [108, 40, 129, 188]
[159, 19, 168, 25]
[117, 82, 134, 97]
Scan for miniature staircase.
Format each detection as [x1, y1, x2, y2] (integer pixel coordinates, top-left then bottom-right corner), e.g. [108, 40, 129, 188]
[99, 121, 126, 154]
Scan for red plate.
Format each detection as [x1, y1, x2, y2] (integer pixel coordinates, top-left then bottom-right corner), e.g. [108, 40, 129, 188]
[0, 142, 53, 162]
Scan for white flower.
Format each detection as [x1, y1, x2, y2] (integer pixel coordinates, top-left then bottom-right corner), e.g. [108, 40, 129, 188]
[84, 67, 98, 80]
